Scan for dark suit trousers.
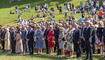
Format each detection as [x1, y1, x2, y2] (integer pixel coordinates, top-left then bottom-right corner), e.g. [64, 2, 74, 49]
[85, 40, 93, 60]
[81, 39, 85, 53]
[28, 40, 34, 55]
[54, 37, 61, 55]
[11, 40, 16, 53]
[1, 40, 5, 51]
[45, 39, 49, 54]
[74, 44, 81, 58]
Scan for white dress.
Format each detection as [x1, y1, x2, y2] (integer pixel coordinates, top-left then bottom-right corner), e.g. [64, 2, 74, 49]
[5, 30, 11, 51]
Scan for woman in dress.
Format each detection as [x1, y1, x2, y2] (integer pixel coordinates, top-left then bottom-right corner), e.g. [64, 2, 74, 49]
[41, 26, 46, 49]
[15, 27, 23, 54]
[58, 27, 65, 56]
[66, 25, 73, 57]
[4, 28, 11, 52]
[35, 26, 43, 54]
[97, 21, 104, 56]
[48, 25, 55, 55]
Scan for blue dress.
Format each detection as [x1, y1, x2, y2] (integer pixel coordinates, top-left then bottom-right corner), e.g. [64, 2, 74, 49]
[35, 30, 43, 49]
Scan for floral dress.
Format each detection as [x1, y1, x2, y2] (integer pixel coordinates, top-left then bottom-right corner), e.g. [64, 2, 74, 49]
[66, 30, 73, 51]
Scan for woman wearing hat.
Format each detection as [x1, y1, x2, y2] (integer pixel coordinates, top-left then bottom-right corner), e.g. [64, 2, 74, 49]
[58, 27, 65, 56]
[48, 25, 55, 55]
[66, 25, 73, 57]
[35, 25, 43, 54]
[15, 26, 23, 54]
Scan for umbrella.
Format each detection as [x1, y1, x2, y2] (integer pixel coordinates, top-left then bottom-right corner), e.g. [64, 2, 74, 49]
[79, 18, 85, 23]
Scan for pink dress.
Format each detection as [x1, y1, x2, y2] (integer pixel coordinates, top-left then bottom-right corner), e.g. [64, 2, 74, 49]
[15, 33, 23, 53]
[48, 30, 55, 47]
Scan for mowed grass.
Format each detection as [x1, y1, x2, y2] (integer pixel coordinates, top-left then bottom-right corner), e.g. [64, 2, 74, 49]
[0, 0, 89, 26]
[0, 0, 104, 60]
[0, 50, 104, 60]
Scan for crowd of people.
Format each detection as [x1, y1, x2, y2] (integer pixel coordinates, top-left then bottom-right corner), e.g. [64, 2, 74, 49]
[1, 0, 105, 60]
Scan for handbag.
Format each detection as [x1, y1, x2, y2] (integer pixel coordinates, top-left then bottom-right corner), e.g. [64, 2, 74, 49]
[62, 37, 66, 41]
[95, 37, 100, 45]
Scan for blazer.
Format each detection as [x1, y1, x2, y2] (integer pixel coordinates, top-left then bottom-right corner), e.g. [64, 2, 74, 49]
[21, 30, 27, 39]
[73, 29, 81, 44]
[1, 31, 6, 40]
[27, 30, 34, 41]
[84, 27, 92, 39]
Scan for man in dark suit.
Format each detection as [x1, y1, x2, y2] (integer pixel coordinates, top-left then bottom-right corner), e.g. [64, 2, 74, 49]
[83, 21, 93, 60]
[44, 27, 49, 54]
[27, 25, 34, 55]
[0, 28, 6, 52]
[54, 24, 60, 55]
[73, 24, 81, 58]
[21, 26, 28, 54]
[80, 23, 86, 53]
[10, 27, 16, 53]
[91, 26, 96, 54]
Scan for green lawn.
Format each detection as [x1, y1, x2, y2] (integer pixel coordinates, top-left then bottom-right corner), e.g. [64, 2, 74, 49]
[0, 50, 104, 60]
[0, 0, 105, 60]
[0, 0, 89, 26]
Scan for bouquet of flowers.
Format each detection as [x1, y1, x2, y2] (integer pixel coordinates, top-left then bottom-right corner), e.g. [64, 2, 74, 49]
[96, 38, 100, 45]
[65, 50, 69, 55]
[52, 41, 56, 44]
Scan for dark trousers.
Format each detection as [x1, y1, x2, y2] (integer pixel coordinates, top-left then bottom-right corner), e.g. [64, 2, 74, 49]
[28, 40, 34, 55]
[23, 39, 27, 54]
[11, 40, 16, 53]
[92, 43, 95, 54]
[54, 37, 61, 55]
[1, 40, 5, 51]
[54, 42, 61, 55]
[85, 42, 93, 60]
[81, 39, 85, 53]
[45, 39, 49, 54]
[74, 44, 81, 58]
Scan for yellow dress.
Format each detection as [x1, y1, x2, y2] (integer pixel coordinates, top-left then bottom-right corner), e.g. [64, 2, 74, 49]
[5, 30, 11, 51]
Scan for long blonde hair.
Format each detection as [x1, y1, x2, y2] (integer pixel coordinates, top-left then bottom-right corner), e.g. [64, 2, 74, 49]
[99, 21, 104, 27]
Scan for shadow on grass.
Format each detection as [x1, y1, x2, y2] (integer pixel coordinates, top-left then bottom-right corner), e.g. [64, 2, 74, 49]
[0, 50, 104, 60]
[0, 0, 72, 9]
[94, 55, 105, 60]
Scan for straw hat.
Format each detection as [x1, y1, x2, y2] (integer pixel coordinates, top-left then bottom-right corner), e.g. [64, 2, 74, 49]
[49, 25, 53, 29]
[59, 27, 64, 32]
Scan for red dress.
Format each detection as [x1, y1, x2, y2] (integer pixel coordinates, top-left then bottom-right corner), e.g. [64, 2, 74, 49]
[48, 30, 55, 47]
